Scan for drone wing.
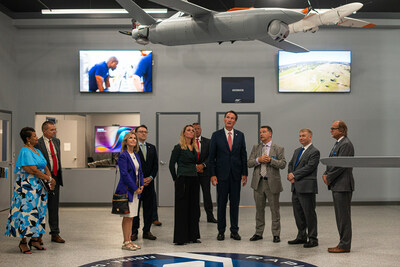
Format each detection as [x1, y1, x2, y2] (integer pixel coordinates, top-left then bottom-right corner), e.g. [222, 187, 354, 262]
[320, 157, 400, 168]
[337, 17, 376, 28]
[257, 36, 309, 53]
[149, 0, 214, 17]
[116, 0, 157, 25]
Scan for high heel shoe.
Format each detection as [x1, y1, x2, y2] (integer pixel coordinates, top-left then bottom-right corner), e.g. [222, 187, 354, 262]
[29, 238, 46, 250]
[19, 240, 32, 254]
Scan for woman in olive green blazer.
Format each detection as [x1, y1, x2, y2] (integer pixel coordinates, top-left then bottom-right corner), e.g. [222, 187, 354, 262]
[169, 125, 200, 245]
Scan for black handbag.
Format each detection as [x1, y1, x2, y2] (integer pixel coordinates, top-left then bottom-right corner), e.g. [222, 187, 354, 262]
[112, 193, 130, 214]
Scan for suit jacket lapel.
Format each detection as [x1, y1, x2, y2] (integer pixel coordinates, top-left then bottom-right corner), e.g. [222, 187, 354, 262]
[39, 138, 50, 166]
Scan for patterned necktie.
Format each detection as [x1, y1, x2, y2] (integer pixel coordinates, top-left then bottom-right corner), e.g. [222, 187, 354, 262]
[294, 147, 305, 168]
[228, 132, 233, 151]
[196, 138, 200, 160]
[141, 143, 147, 160]
[49, 139, 58, 176]
[260, 145, 268, 177]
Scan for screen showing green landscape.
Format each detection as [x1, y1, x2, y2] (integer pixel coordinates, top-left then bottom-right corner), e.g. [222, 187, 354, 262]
[279, 51, 351, 93]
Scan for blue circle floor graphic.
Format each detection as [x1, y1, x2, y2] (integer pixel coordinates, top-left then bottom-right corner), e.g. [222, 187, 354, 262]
[80, 252, 317, 267]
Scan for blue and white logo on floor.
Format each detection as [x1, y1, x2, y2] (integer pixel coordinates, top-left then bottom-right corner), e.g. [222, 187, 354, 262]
[81, 252, 317, 266]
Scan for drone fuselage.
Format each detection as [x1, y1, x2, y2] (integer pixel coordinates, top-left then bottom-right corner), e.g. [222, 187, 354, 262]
[145, 8, 304, 46]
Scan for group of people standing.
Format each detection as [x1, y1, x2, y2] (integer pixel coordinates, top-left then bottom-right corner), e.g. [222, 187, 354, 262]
[168, 111, 355, 254]
[5, 113, 354, 255]
[5, 121, 65, 254]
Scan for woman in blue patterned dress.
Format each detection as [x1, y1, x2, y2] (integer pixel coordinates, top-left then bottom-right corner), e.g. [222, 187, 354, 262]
[5, 127, 56, 254]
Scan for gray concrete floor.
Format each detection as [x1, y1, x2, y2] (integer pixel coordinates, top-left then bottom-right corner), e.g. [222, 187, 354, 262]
[1, 205, 399, 266]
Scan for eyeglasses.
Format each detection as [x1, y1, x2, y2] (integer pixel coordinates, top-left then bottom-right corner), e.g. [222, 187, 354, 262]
[330, 127, 339, 131]
[137, 131, 148, 134]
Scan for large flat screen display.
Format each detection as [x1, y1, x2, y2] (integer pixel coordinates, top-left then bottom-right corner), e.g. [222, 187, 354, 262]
[80, 50, 152, 93]
[95, 126, 136, 153]
[279, 51, 351, 93]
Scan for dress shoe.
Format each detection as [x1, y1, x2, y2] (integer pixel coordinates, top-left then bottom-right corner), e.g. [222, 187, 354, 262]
[230, 232, 241, 240]
[273, 236, 280, 243]
[51, 235, 65, 243]
[175, 242, 185, 245]
[288, 238, 307, 245]
[217, 233, 225, 241]
[131, 233, 138, 241]
[143, 232, 157, 240]
[304, 240, 319, 248]
[207, 217, 218, 223]
[249, 234, 263, 241]
[191, 239, 201, 243]
[153, 220, 162, 226]
[328, 246, 350, 253]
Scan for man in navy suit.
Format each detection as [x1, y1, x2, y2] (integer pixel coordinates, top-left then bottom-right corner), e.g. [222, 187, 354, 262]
[131, 125, 159, 241]
[209, 111, 248, 241]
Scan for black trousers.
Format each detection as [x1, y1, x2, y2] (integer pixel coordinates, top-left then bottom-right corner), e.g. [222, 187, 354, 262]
[152, 191, 159, 221]
[292, 190, 318, 242]
[132, 181, 155, 234]
[199, 174, 214, 220]
[332, 191, 352, 249]
[173, 176, 200, 244]
[216, 176, 241, 234]
[48, 176, 61, 236]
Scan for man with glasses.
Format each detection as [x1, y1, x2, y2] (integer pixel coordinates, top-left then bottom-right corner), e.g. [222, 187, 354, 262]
[131, 125, 159, 241]
[323, 121, 354, 253]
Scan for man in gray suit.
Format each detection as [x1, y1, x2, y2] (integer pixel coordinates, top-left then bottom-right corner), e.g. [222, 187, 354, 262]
[287, 129, 320, 248]
[248, 126, 286, 243]
[35, 121, 65, 243]
[323, 120, 354, 253]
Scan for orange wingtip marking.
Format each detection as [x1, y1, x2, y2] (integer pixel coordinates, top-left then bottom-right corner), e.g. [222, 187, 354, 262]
[302, 7, 309, 14]
[227, 7, 254, 12]
[363, 23, 377, 28]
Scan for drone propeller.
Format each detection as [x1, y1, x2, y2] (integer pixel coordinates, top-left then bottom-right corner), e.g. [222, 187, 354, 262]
[119, 30, 132, 36]
[302, 0, 319, 14]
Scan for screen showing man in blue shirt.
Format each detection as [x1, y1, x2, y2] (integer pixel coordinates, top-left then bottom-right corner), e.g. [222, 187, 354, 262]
[133, 52, 152, 92]
[88, 57, 119, 92]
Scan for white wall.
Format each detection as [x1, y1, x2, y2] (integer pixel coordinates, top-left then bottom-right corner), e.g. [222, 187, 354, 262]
[35, 114, 87, 168]
[4, 19, 400, 202]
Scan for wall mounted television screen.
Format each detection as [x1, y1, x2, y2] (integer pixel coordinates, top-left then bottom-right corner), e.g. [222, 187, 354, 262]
[95, 126, 136, 153]
[278, 51, 351, 93]
[79, 50, 152, 93]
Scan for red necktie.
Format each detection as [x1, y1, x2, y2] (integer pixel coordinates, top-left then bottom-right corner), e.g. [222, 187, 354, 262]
[228, 132, 233, 151]
[196, 138, 200, 160]
[49, 139, 58, 176]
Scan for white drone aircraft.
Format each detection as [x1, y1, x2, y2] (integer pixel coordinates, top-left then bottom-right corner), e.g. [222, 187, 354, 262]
[289, 2, 376, 34]
[116, 0, 375, 52]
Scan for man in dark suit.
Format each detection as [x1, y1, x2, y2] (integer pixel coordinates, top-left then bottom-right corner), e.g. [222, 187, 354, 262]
[209, 110, 248, 241]
[287, 128, 320, 248]
[35, 121, 65, 243]
[131, 125, 159, 241]
[193, 123, 217, 223]
[248, 126, 286, 243]
[323, 120, 354, 253]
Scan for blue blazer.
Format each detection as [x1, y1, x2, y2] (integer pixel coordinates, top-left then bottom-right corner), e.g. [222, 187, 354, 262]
[209, 128, 248, 181]
[115, 150, 144, 202]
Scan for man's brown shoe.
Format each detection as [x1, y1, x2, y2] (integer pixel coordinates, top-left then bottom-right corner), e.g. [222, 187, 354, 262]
[153, 220, 162, 226]
[51, 235, 65, 243]
[328, 246, 350, 253]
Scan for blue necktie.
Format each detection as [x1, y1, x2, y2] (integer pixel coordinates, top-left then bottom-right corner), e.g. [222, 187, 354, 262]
[294, 147, 304, 168]
[329, 141, 339, 156]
